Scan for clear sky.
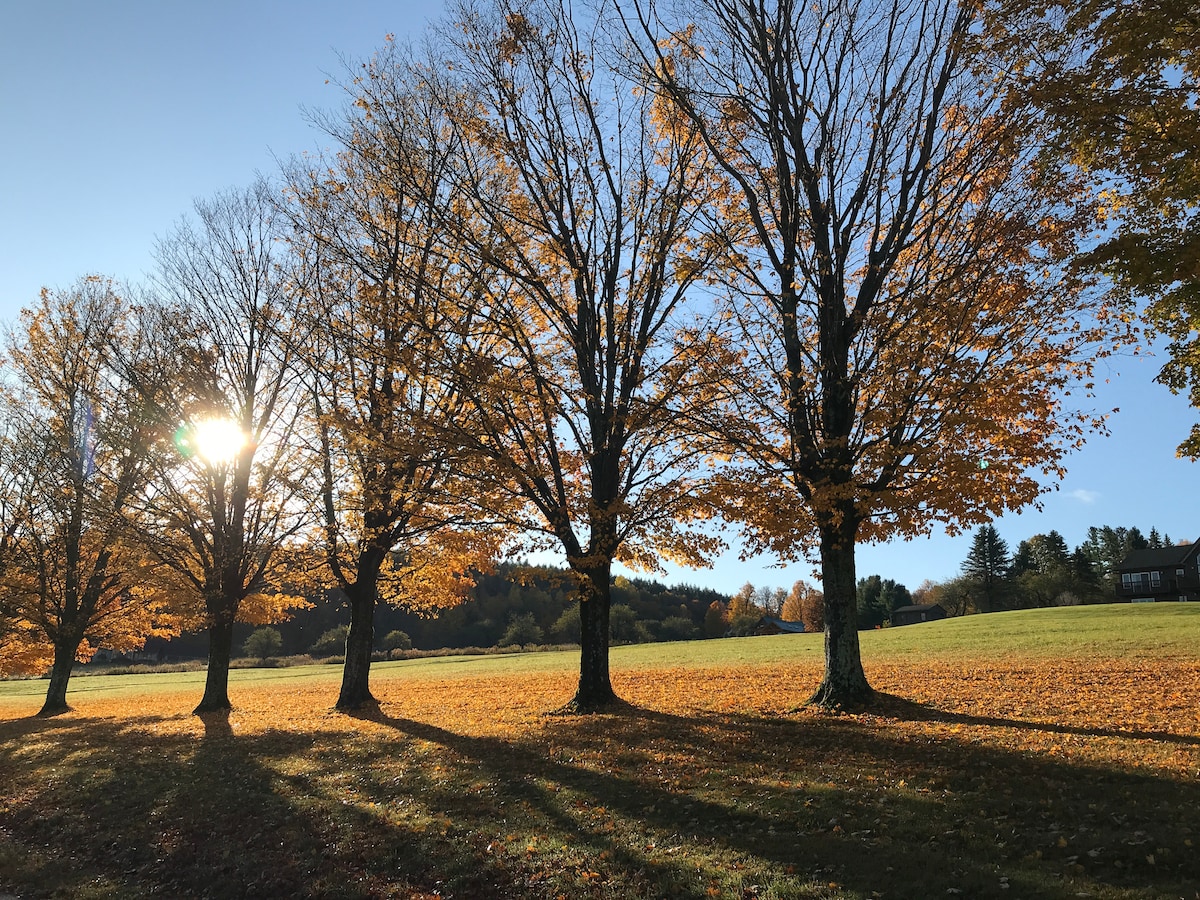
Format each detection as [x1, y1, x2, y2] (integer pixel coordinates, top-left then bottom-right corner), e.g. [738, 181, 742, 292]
[3, 0, 1196, 596]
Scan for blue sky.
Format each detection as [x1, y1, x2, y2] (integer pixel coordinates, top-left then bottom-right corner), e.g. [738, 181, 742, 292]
[2, 0, 1196, 596]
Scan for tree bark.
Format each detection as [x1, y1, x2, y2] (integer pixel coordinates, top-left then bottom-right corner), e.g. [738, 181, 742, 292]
[566, 560, 619, 712]
[194, 617, 235, 713]
[808, 512, 873, 709]
[336, 561, 381, 710]
[37, 638, 80, 717]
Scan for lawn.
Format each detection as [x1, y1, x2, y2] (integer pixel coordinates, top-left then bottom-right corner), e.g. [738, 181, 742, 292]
[1, 604, 1198, 899]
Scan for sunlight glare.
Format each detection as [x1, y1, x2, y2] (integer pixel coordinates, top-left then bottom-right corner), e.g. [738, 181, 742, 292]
[189, 417, 249, 465]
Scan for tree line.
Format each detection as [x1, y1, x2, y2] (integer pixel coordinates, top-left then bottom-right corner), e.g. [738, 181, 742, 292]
[911, 524, 1188, 615]
[142, 565, 734, 661]
[1, 0, 1192, 715]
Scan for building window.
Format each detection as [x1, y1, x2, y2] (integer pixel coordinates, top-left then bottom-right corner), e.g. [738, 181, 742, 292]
[1177, 568, 1186, 577]
[1122, 571, 1161, 591]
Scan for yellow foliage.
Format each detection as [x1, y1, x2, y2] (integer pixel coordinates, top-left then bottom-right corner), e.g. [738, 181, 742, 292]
[237, 591, 312, 626]
[381, 526, 501, 616]
[0, 620, 51, 677]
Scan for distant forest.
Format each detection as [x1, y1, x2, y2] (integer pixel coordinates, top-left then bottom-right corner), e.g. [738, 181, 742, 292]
[141, 565, 734, 662]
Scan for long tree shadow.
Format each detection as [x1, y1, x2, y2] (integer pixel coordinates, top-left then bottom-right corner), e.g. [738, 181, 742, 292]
[3, 700, 1199, 899]
[0, 714, 528, 899]
[871, 691, 1200, 745]
[344, 702, 1200, 899]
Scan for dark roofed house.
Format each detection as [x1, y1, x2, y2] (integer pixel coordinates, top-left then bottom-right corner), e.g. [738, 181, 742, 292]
[891, 603, 947, 627]
[1114, 541, 1200, 602]
[753, 616, 806, 635]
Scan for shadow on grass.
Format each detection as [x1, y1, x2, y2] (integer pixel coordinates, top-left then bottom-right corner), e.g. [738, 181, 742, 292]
[0, 700, 1198, 899]
[871, 691, 1200, 746]
[342, 702, 1200, 899]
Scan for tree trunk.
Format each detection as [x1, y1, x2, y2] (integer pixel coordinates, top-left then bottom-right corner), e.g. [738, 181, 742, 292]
[566, 560, 619, 712]
[808, 513, 873, 709]
[194, 617, 235, 713]
[37, 638, 80, 717]
[336, 565, 380, 711]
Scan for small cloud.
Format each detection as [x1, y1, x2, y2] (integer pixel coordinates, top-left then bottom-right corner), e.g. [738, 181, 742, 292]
[1070, 489, 1101, 504]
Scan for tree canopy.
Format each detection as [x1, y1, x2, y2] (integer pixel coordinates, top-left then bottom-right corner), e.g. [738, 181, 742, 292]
[622, 0, 1132, 706]
[0, 278, 177, 714]
[0, 0, 1158, 717]
[991, 0, 1200, 453]
[425, 0, 728, 709]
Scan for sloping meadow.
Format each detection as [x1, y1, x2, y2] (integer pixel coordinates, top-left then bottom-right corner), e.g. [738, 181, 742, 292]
[1, 605, 1198, 898]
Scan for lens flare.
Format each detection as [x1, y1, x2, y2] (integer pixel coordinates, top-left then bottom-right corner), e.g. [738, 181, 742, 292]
[175, 417, 248, 465]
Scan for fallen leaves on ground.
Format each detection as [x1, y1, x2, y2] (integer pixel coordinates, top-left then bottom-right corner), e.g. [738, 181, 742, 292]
[0, 655, 1197, 899]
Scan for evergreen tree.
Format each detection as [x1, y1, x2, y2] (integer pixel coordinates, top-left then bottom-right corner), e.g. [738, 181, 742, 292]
[878, 581, 913, 617]
[856, 576, 886, 629]
[1026, 531, 1070, 574]
[1069, 549, 1104, 602]
[1011, 540, 1036, 577]
[1080, 525, 1151, 589]
[962, 525, 1011, 611]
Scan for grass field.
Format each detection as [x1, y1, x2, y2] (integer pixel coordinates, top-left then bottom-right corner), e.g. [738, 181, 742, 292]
[1, 604, 1198, 898]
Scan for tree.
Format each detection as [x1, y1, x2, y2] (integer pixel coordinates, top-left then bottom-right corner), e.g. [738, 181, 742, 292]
[499, 612, 544, 647]
[914, 576, 974, 617]
[962, 525, 1012, 612]
[624, 0, 1130, 706]
[784, 579, 824, 633]
[1079, 525, 1150, 592]
[550, 604, 581, 644]
[727, 583, 757, 620]
[432, 0, 725, 710]
[283, 43, 497, 711]
[1012, 530, 1080, 607]
[137, 182, 313, 714]
[243, 627, 283, 662]
[379, 629, 412, 657]
[609, 604, 652, 644]
[755, 585, 786, 615]
[658, 615, 698, 641]
[1025, 531, 1070, 574]
[0, 408, 50, 679]
[781, 580, 807, 623]
[0, 278, 177, 715]
[1069, 548, 1104, 603]
[992, 0, 1200, 454]
[311, 625, 351, 656]
[703, 600, 729, 638]
[0, 614, 48, 679]
[857, 576, 909, 630]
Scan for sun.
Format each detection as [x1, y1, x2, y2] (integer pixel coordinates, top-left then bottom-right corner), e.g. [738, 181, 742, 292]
[180, 417, 249, 465]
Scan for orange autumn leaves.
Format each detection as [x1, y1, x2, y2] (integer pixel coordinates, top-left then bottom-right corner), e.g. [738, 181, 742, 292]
[2, 648, 1197, 899]
[5, 655, 1195, 782]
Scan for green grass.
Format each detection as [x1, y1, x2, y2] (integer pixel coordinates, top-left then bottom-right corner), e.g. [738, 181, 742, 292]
[2, 604, 1198, 899]
[2, 602, 1197, 707]
[857, 602, 1200, 659]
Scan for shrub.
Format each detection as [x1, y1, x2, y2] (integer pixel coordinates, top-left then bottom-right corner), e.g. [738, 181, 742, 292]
[726, 613, 762, 637]
[658, 615, 699, 641]
[379, 630, 413, 657]
[243, 627, 283, 661]
[498, 613, 544, 647]
[310, 625, 350, 656]
[550, 605, 580, 643]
